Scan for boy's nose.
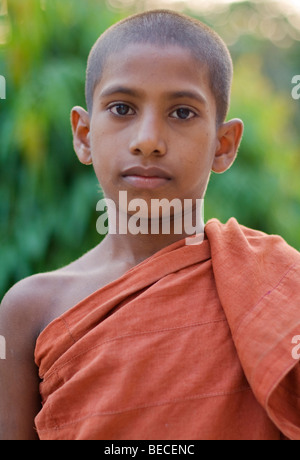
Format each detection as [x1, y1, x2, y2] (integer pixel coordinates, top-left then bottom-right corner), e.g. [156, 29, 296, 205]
[129, 113, 167, 157]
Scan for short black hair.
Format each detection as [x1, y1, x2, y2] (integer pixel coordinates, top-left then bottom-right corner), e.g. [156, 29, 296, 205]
[85, 9, 233, 124]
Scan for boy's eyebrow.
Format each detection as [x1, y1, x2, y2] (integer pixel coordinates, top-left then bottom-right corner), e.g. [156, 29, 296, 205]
[99, 85, 140, 99]
[166, 90, 207, 105]
[99, 86, 207, 105]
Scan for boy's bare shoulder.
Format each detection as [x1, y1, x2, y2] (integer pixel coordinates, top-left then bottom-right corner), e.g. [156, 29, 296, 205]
[0, 270, 71, 340]
[1, 239, 134, 337]
[0, 244, 105, 337]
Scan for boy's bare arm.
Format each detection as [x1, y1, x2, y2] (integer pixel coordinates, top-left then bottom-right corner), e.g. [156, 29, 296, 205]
[0, 281, 43, 440]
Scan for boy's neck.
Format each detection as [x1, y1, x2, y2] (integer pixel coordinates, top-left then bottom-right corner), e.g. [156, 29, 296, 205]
[101, 231, 190, 267]
[99, 211, 204, 267]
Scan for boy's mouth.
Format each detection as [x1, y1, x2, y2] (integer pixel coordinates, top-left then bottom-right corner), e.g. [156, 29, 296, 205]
[121, 166, 171, 189]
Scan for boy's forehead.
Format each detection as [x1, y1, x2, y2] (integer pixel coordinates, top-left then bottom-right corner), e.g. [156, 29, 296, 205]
[104, 42, 206, 72]
[96, 42, 211, 96]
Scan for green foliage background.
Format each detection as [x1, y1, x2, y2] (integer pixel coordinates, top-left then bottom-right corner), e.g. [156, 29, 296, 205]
[0, 0, 299, 299]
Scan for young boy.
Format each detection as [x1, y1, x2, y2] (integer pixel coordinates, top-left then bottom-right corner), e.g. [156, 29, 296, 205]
[0, 9, 299, 441]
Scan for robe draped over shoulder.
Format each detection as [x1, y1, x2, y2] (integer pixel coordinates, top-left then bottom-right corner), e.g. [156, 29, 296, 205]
[34, 218, 300, 440]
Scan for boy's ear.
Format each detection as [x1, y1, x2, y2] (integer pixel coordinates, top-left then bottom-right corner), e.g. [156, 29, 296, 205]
[70, 106, 92, 165]
[212, 119, 244, 173]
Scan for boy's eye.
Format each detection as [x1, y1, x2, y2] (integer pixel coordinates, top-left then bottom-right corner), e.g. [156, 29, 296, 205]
[170, 108, 196, 120]
[109, 104, 135, 116]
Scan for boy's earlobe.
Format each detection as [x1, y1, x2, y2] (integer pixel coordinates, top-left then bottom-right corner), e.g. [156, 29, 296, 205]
[212, 119, 244, 174]
[71, 106, 92, 165]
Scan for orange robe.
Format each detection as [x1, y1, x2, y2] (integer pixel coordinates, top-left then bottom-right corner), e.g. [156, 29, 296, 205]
[34, 218, 300, 440]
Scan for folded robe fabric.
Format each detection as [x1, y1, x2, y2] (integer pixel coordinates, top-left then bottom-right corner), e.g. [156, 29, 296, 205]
[34, 218, 300, 440]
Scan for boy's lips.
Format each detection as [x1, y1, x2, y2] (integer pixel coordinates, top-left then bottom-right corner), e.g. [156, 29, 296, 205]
[121, 166, 172, 189]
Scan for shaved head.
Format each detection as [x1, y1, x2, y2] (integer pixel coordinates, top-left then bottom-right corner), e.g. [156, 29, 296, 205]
[85, 9, 233, 125]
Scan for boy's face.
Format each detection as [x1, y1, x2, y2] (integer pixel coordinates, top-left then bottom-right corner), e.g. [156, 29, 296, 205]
[72, 43, 243, 212]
